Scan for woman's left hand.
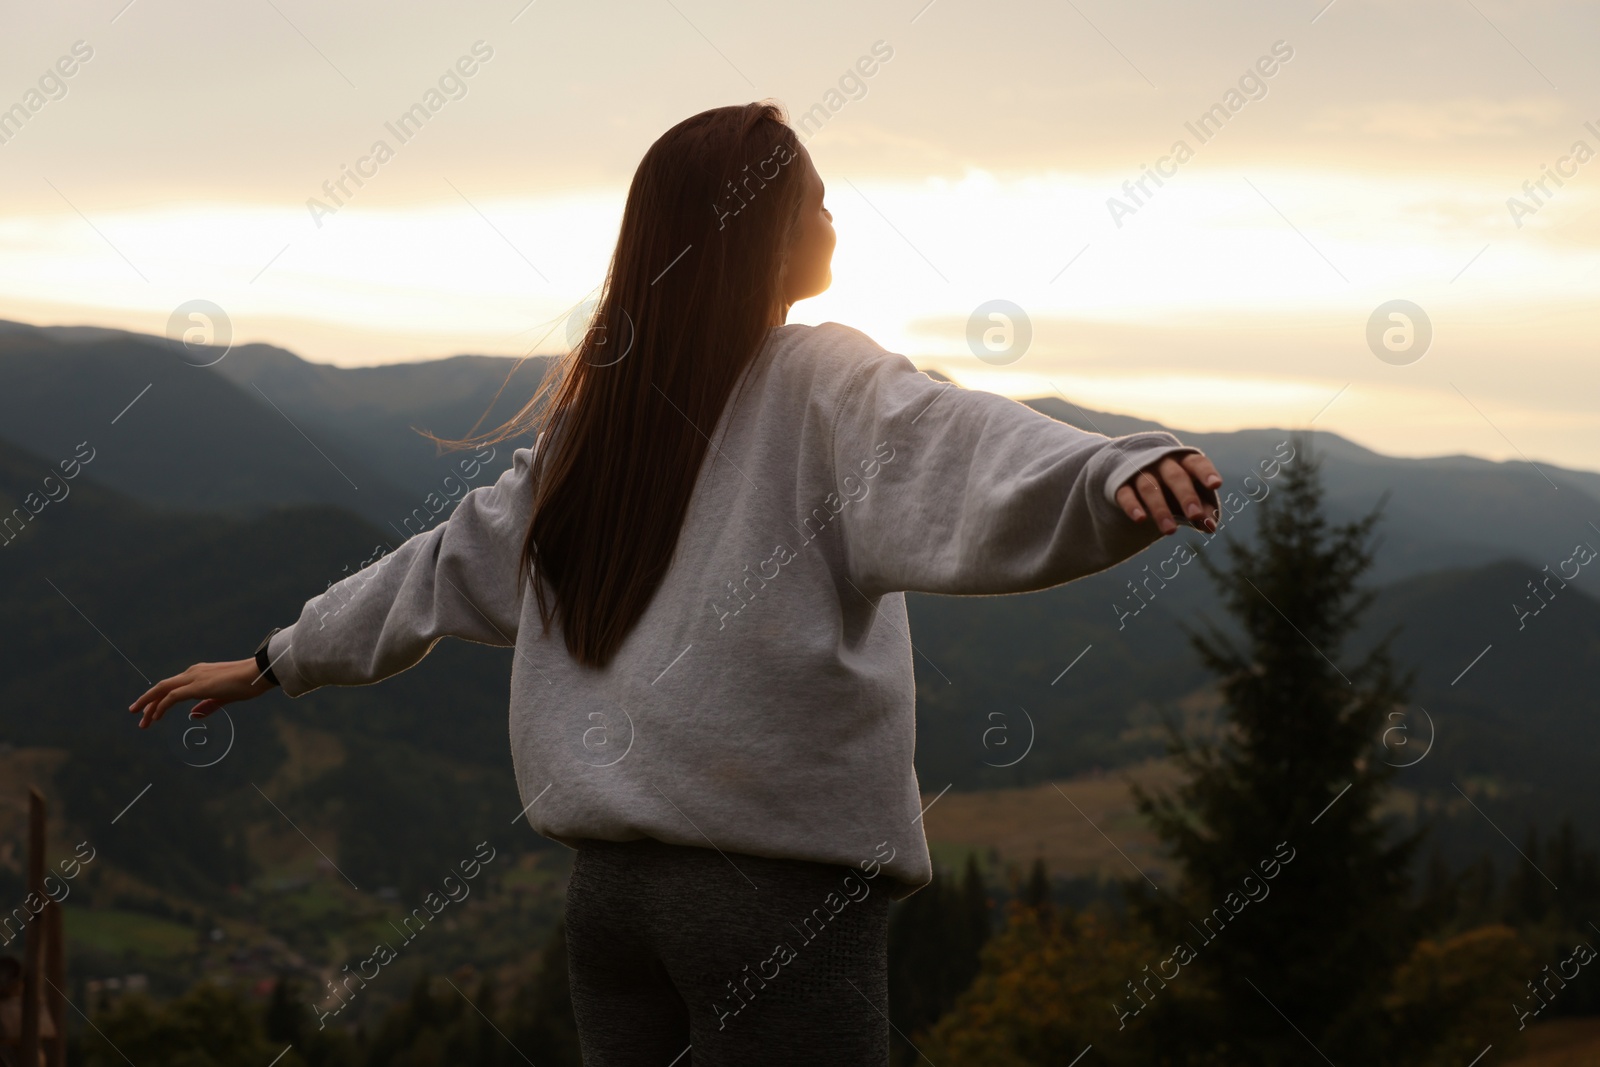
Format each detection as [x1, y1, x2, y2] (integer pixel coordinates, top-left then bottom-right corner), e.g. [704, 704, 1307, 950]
[128, 658, 275, 730]
[1115, 452, 1223, 535]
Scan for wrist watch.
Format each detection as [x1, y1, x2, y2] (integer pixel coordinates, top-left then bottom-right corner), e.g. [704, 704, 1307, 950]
[254, 626, 283, 687]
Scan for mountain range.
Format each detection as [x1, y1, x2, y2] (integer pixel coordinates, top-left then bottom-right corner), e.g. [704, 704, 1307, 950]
[1, 316, 1596, 910]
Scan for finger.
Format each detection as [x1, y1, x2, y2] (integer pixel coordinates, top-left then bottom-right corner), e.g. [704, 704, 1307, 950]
[139, 697, 168, 728]
[143, 683, 199, 728]
[135, 667, 202, 712]
[1157, 457, 1209, 528]
[1179, 455, 1222, 520]
[190, 699, 223, 719]
[153, 685, 194, 719]
[130, 674, 184, 713]
[1115, 483, 1147, 522]
[141, 698, 177, 728]
[1134, 470, 1177, 534]
[1181, 452, 1223, 492]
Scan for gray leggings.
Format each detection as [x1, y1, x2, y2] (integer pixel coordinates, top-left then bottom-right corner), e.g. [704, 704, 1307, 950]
[564, 836, 892, 1065]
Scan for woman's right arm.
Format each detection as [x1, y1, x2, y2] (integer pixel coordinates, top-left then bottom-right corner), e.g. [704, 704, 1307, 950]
[263, 441, 540, 697]
[130, 440, 542, 725]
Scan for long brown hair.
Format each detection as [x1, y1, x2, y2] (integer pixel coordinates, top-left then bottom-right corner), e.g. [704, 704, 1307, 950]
[425, 102, 808, 668]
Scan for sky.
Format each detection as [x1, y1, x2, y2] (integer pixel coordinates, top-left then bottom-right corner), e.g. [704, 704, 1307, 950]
[1, 0, 1598, 469]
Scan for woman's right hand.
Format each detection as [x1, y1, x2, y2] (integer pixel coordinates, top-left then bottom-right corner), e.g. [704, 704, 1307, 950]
[128, 658, 275, 730]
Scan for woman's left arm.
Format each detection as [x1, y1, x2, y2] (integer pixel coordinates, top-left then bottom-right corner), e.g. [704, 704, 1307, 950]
[129, 443, 540, 728]
[828, 343, 1223, 598]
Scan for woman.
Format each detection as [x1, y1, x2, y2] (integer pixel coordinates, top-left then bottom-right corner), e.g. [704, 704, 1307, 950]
[130, 102, 1222, 1064]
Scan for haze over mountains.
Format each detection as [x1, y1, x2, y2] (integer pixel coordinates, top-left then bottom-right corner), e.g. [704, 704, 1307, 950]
[1, 317, 1596, 907]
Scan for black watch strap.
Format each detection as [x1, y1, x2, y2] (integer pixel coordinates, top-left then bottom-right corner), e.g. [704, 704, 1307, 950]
[254, 626, 283, 687]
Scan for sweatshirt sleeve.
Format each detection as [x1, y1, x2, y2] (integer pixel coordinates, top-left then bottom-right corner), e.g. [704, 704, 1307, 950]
[264, 442, 539, 698]
[828, 333, 1204, 598]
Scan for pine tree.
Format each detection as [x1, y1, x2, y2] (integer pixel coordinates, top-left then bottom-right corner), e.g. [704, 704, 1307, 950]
[1498, 819, 1600, 1016]
[1125, 435, 1428, 1064]
[887, 858, 994, 1064]
[1505, 826, 1549, 926]
[264, 973, 306, 1047]
[1021, 857, 1053, 926]
[362, 971, 438, 1067]
[961, 853, 993, 953]
[1461, 854, 1499, 926]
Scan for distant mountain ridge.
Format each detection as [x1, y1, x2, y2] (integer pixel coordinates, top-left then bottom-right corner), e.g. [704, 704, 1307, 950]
[0, 329, 419, 530]
[2, 316, 1596, 587]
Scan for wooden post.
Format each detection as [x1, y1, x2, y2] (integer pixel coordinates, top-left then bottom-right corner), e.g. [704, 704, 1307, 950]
[20, 787, 45, 1065]
[45, 894, 65, 1067]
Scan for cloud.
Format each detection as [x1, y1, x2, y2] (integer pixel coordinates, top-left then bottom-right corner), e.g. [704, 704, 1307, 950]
[1305, 96, 1569, 140]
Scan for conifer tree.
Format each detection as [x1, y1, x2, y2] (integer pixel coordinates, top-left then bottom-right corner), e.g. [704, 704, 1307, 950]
[1021, 857, 1053, 926]
[264, 973, 306, 1047]
[888, 857, 993, 1064]
[961, 853, 994, 949]
[1125, 435, 1427, 1064]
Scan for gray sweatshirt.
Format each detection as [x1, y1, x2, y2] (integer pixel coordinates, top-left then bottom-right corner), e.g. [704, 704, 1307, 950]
[266, 322, 1199, 898]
